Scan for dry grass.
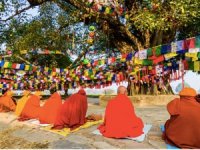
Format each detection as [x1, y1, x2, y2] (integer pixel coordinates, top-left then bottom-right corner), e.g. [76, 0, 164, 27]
[0, 127, 49, 149]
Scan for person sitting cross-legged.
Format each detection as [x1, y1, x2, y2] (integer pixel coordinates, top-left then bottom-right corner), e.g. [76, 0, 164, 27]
[98, 86, 144, 138]
[163, 87, 200, 148]
[52, 89, 88, 130]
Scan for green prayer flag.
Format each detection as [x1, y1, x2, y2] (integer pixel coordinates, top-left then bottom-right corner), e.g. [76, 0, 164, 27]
[188, 61, 194, 70]
[147, 48, 153, 57]
[142, 59, 153, 66]
[195, 36, 200, 48]
[29, 65, 33, 71]
[197, 52, 200, 59]
[8, 62, 12, 68]
[155, 45, 161, 56]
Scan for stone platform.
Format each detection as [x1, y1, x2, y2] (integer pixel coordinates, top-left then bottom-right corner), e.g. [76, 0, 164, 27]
[100, 95, 179, 107]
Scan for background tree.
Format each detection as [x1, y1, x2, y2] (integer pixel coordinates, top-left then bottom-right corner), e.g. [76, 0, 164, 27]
[1, 0, 200, 67]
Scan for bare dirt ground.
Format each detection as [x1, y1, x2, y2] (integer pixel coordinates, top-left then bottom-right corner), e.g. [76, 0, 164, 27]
[0, 98, 169, 149]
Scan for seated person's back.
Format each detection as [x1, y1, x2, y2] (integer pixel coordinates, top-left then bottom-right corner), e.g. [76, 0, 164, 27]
[98, 86, 144, 138]
[0, 90, 16, 112]
[163, 87, 200, 148]
[39, 92, 62, 124]
[53, 89, 88, 130]
[19, 92, 41, 121]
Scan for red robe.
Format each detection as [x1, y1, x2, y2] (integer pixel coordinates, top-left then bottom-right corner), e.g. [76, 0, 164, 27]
[18, 94, 41, 121]
[163, 97, 200, 148]
[0, 92, 16, 112]
[98, 94, 144, 138]
[39, 92, 62, 124]
[53, 89, 88, 130]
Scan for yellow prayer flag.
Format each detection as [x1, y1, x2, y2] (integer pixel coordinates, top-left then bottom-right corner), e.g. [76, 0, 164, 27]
[3, 62, 9, 68]
[185, 52, 197, 58]
[194, 61, 200, 71]
[148, 66, 153, 70]
[192, 57, 198, 61]
[164, 52, 177, 59]
[25, 65, 30, 71]
[75, 76, 79, 81]
[20, 50, 27, 54]
[52, 72, 56, 76]
[134, 58, 142, 65]
[101, 59, 105, 65]
[44, 67, 49, 72]
[56, 50, 62, 54]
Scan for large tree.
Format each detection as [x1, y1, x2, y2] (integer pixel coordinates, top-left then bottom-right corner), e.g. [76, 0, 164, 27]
[1, 0, 200, 59]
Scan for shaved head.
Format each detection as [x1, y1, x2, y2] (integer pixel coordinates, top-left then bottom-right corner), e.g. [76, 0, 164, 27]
[117, 86, 128, 95]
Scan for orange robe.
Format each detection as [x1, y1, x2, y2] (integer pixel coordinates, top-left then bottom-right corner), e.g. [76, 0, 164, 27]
[53, 89, 88, 130]
[18, 94, 41, 121]
[98, 94, 144, 138]
[163, 97, 200, 148]
[0, 92, 16, 112]
[39, 92, 62, 124]
[15, 94, 30, 116]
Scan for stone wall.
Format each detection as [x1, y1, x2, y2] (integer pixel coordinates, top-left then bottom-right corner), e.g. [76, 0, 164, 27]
[99, 95, 179, 107]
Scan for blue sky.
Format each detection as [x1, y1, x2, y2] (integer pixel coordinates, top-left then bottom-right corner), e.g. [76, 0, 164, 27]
[26, 7, 38, 16]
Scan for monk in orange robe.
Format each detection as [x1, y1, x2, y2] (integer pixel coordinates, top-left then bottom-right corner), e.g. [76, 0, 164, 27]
[163, 87, 200, 148]
[15, 90, 31, 116]
[0, 91, 16, 112]
[53, 89, 88, 130]
[18, 91, 41, 121]
[39, 92, 62, 124]
[98, 86, 144, 138]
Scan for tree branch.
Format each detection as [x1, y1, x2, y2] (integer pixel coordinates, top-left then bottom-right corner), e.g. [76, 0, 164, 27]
[144, 29, 150, 48]
[68, 46, 89, 69]
[0, 5, 33, 22]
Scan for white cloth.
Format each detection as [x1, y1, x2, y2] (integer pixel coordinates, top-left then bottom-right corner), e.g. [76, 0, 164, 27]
[92, 124, 152, 142]
[188, 48, 200, 53]
[25, 119, 50, 127]
[171, 42, 177, 52]
[139, 49, 147, 60]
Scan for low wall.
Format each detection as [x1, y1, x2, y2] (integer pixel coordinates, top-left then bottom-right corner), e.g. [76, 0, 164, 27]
[99, 95, 179, 107]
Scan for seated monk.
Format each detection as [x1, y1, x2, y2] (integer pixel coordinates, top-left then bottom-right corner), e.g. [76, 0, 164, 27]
[98, 86, 144, 138]
[39, 92, 62, 124]
[163, 87, 200, 148]
[53, 89, 87, 130]
[15, 90, 31, 116]
[0, 90, 16, 112]
[18, 91, 41, 121]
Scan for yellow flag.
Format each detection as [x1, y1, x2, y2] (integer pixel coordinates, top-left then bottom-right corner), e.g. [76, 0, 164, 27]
[134, 58, 142, 65]
[164, 52, 177, 59]
[185, 52, 197, 57]
[56, 50, 62, 54]
[3, 62, 9, 68]
[194, 61, 200, 71]
[20, 50, 27, 54]
[25, 65, 30, 71]
[192, 57, 198, 61]
[44, 67, 49, 72]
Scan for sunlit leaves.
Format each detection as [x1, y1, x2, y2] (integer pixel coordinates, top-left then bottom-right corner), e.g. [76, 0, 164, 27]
[128, 0, 200, 32]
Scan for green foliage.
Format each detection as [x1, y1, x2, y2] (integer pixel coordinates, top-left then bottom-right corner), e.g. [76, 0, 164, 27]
[0, 1, 112, 68]
[178, 18, 200, 40]
[128, 0, 200, 32]
[1, 0, 200, 67]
